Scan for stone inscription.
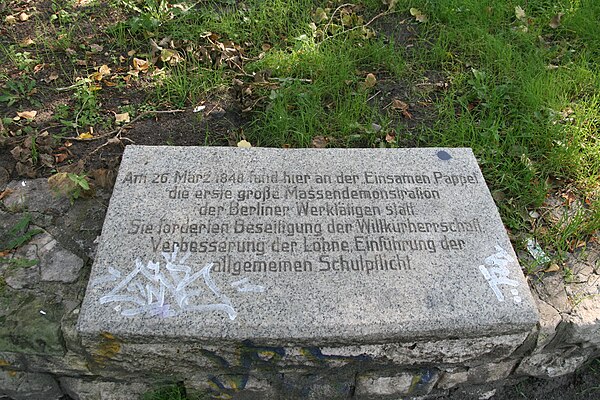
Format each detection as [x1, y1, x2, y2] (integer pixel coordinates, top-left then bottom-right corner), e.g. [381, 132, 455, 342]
[120, 169, 483, 276]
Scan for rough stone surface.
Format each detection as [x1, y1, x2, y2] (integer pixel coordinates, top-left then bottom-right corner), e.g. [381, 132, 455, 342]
[0, 370, 62, 400]
[13, 230, 84, 284]
[516, 347, 594, 377]
[356, 372, 415, 397]
[532, 297, 562, 350]
[2, 179, 70, 214]
[78, 146, 538, 346]
[60, 377, 151, 400]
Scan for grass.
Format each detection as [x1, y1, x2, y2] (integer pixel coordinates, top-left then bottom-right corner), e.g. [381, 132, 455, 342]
[0, 1, 598, 264]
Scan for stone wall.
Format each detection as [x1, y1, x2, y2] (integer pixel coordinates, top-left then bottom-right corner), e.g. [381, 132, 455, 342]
[1, 178, 599, 400]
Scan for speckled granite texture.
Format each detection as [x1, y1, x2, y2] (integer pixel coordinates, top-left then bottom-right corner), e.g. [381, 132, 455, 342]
[78, 146, 538, 345]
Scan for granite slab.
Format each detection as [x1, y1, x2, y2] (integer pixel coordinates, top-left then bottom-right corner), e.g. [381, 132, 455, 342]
[77, 146, 538, 345]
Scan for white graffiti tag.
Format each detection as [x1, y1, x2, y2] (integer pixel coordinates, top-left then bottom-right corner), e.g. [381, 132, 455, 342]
[478, 245, 522, 304]
[94, 246, 263, 320]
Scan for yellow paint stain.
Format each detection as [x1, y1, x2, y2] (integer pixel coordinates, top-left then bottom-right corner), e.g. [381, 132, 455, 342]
[258, 350, 276, 358]
[101, 331, 115, 340]
[92, 332, 122, 366]
[0, 359, 9, 367]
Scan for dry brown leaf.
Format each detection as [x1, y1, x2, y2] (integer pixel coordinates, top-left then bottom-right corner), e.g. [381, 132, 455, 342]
[391, 99, 413, 119]
[18, 12, 30, 22]
[544, 263, 560, 273]
[115, 112, 130, 124]
[48, 72, 59, 81]
[19, 38, 35, 47]
[0, 189, 14, 201]
[237, 139, 252, 148]
[5, 15, 17, 25]
[311, 136, 328, 148]
[385, 131, 396, 143]
[127, 50, 136, 57]
[99, 64, 111, 75]
[363, 73, 377, 88]
[90, 169, 116, 189]
[90, 44, 103, 53]
[132, 58, 149, 72]
[17, 111, 37, 120]
[549, 13, 563, 29]
[54, 153, 68, 163]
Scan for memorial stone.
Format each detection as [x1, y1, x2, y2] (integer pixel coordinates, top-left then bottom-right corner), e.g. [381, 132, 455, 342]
[78, 146, 538, 345]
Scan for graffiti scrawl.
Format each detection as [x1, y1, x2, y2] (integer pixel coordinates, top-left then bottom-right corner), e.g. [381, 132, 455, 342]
[93, 245, 264, 319]
[478, 245, 521, 304]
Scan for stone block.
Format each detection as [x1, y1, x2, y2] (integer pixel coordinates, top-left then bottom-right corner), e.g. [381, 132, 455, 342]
[516, 347, 593, 377]
[0, 370, 62, 400]
[78, 147, 538, 349]
[437, 360, 516, 389]
[2, 179, 70, 214]
[60, 377, 151, 400]
[355, 368, 438, 398]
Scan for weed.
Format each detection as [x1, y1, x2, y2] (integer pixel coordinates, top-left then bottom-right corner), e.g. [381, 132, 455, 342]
[0, 214, 43, 252]
[48, 172, 92, 204]
[0, 78, 37, 107]
[0, 258, 39, 269]
[143, 383, 187, 400]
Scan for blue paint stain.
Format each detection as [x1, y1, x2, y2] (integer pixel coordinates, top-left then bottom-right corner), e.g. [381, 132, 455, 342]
[437, 150, 452, 160]
[420, 369, 435, 384]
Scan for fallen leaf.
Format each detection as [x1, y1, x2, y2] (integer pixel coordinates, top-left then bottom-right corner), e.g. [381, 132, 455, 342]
[261, 43, 272, 51]
[127, 50, 136, 57]
[391, 99, 413, 118]
[5, 15, 17, 24]
[99, 64, 111, 75]
[410, 8, 428, 23]
[160, 49, 183, 65]
[544, 263, 560, 273]
[132, 58, 149, 72]
[549, 13, 563, 29]
[363, 73, 377, 88]
[385, 131, 396, 143]
[90, 169, 116, 189]
[0, 189, 14, 201]
[90, 72, 103, 81]
[311, 136, 328, 148]
[48, 172, 76, 195]
[90, 44, 103, 53]
[77, 132, 94, 140]
[115, 112, 130, 124]
[18, 12, 30, 22]
[237, 139, 252, 148]
[33, 63, 46, 73]
[17, 111, 37, 120]
[515, 6, 526, 21]
[19, 38, 35, 47]
[54, 153, 69, 163]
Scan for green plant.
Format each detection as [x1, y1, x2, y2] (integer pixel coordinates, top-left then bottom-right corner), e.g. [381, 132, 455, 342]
[48, 172, 91, 203]
[143, 383, 187, 400]
[0, 78, 37, 107]
[0, 214, 43, 252]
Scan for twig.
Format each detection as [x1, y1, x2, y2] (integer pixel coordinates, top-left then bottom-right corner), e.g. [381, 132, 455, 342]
[367, 90, 381, 102]
[61, 109, 186, 141]
[323, 3, 356, 34]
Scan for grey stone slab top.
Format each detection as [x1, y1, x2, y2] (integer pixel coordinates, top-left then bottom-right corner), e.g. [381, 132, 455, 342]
[77, 146, 538, 345]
